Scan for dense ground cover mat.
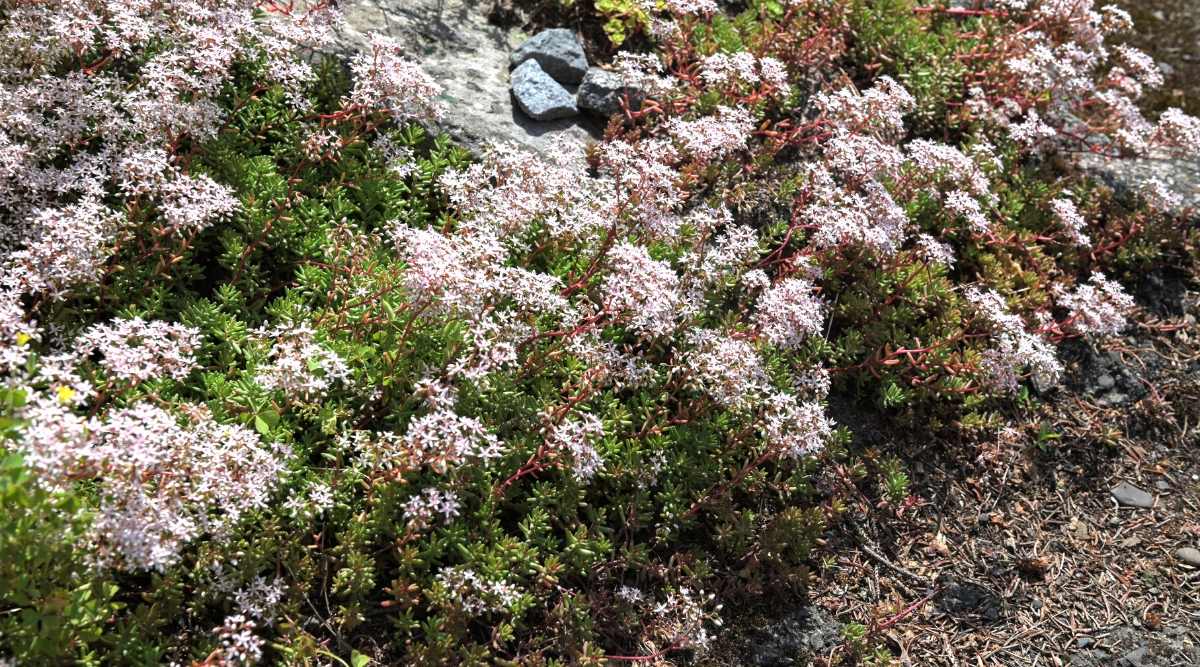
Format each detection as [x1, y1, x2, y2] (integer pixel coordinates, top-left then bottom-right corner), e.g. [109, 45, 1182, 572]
[1, 0, 1199, 665]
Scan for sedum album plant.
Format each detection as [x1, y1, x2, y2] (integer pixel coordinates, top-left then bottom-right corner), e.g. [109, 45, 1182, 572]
[0, 0, 1196, 664]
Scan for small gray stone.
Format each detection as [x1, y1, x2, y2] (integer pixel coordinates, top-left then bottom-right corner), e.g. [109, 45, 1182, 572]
[510, 29, 588, 84]
[1176, 547, 1200, 568]
[1155, 480, 1171, 491]
[510, 60, 578, 121]
[1111, 482, 1155, 508]
[1077, 637, 1095, 649]
[577, 69, 644, 116]
[1032, 598, 1044, 610]
[1124, 646, 1150, 665]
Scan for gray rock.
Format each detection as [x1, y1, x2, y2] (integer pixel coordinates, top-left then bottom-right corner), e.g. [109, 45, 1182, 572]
[1155, 480, 1171, 491]
[1111, 482, 1155, 508]
[577, 69, 644, 116]
[1176, 547, 1200, 567]
[1077, 636, 1095, 649]
[510, 60, 578, 121]
[742, 606, 844, 667]
[1076, 151, 1200, 221]
[1123, 646, 1150, 666]
[510, 29, 588, 85]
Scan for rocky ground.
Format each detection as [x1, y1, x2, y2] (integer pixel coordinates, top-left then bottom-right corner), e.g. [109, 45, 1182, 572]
[329, 2, 1200, 665]
[333, 0, 606, 157]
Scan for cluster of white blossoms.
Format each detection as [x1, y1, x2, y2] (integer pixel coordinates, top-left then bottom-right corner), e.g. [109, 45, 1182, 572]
[966, 287, 1063, 394]
[1049, 198, 1091, 247]
[0, 0, 355, 299]
[6, 317, 289, 571]
[990, 0, 1200, 160]
[435, 567, 522, 614]
[806, 77, 1008, 256]
[251, 321, 352, 400]
[0, 0, 444, 580]
[1056, 272, 1135, 335]
[402, 487, 462, 531]
[543, 413, 607, 482]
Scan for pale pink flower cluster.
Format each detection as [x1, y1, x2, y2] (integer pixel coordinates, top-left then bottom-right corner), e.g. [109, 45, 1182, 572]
[214, 614, 265, 665]
[435, 567, 521, 614]
[0, 0, 312, 293]
[966, 287, 1062, 393]
[816, 76, 914, 133]
[614, 53, 675, 94]
[604, 242, 682, 340]
[699, 54, 790, 95]
[616, 585, 646, 604]
[1049, 198, 1090, 247]
[649, 588, 717, 649]
[1055, 271, 1134, 335]
[655, 0, 719, 15]
[753, 278, 826, 351]
[402, 487, 461, 530]
[438, 140, 608, 241]
[349, 33, 445, 120]
[543, 413, 606, 482]
[914, 234, 957, 267]
[805, 165, 908, 253]
[666, 106, 754, 162]
[997, 1, 1200, 158]
[761, 392, 833, 457]
[404, 409, 505, 471]
[943, 190, 991, 234]
[1008, 109, 1057, 147]
[805, 78, 1004, 252]
[282, 480, 335, 521]
[0, 287, 39, 371]
[691, 219, 760, 284]
[5, 201, 120, 297]
[1110, 45, 1164, 97]
[906, 139, 991, 196]
[252, 321, 351, 400]
[1140, 178, 1183, 210]
[681, 330, 768, 408]
[16, 393, 289, 570]
[0, 0, 440, 305]
[1157, 109, 1200, 155]
[231, 576, 288, 621]
[76, 318, 201, 383]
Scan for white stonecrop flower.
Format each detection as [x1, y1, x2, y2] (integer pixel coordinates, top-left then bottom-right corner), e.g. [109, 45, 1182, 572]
[753, 277, 827, 350]
[681, 329, 769, 408]
[349, 32, 444, 120]
[966, 287, 1062, 393]
[402, 487, 462, 530]
[665, 106, 753, 162]
[436, 567, 521, 614]
[816, 76, 914, 133]
[761, 392, 833, 457]
[603, 242, 682, 340]
[75, 317, 202, 383]
[544, 413, 606, 482]
[13, 395, 290, 570]
[944, 190, 991, 234]
[1055, 272, 1134, 335]
[404, 409, 504, 471]
[252, 321, 351, 400]
[1049, 198, 1090, 247]
[6, 199, 121, 297]
[0, 0, 384, 303]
